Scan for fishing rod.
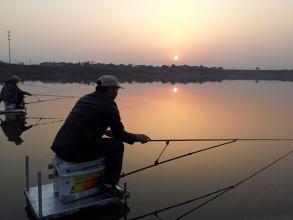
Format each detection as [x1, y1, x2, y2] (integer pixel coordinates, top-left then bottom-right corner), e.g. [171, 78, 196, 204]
[26, 116, 65, 120]
[129, 150, 293, 220]
[120, 139, 237, 178]
[32, 119, 64, 127]
[29, 94, 147, 109]
[25, 115, 65, 127]
[121, 137, 293, 178]
[150, 138, 293, 142]
[32, 95, 147, 102]
[28, 116, 64, 127]
[32, 94, 80, 98]
[25, 97, 71, 105]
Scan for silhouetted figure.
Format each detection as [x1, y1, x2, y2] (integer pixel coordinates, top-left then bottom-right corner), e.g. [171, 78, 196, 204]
[51, 75, 150, 196]
[0, 75, 31, 109]
[0, 114, 33, 145]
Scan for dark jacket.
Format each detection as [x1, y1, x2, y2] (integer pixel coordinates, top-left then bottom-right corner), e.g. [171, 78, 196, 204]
[51, 90, 137, 152]
[0, 80, 30, 104]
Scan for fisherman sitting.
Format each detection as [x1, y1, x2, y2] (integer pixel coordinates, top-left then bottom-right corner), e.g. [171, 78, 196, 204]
[0, 75, 31, 109]
[51, 75, 150, 196]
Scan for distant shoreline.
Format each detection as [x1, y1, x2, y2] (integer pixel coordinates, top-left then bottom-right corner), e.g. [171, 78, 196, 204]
[1, 62, 293, 84]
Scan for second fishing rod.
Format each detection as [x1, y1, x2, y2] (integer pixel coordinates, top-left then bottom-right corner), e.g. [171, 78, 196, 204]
[121, 137, 293, 178]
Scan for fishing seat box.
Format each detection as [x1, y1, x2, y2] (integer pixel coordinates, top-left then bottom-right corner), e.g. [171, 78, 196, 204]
[52, 156, 106, 203]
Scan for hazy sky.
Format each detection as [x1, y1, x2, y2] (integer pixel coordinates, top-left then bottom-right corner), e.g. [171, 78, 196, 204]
[1, 0, 293, 69]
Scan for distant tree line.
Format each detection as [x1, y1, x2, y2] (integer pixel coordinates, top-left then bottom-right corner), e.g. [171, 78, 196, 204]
[0, 61, 293, 84]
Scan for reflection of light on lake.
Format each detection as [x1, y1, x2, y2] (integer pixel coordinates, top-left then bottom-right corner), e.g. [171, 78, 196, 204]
[173, 87, 178, 93]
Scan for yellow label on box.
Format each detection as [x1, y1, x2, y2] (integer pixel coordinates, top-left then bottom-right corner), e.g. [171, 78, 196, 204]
[72, 172, 103, 193]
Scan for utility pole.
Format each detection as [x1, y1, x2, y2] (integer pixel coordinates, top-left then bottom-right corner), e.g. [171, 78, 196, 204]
[8, 30, 11, 64]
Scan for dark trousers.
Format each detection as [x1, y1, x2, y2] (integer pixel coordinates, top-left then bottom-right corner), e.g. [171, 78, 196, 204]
[54, 139, 124, 185]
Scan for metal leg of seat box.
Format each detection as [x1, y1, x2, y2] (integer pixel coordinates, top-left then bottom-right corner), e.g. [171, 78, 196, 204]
[38, 171, 43, 218]
[25, 156, 29, 192]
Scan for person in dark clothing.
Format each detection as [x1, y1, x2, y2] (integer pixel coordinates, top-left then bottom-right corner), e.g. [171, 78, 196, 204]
[51, 75, 150, 196]
[0, 75, 31, 109]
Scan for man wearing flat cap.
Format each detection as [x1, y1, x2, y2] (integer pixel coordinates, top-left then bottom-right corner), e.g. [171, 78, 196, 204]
[51, 75, 150, 196]
[0, 75, 31, 109]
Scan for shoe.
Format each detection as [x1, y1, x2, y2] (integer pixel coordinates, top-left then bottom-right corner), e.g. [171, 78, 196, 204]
[100, 184, 125, 197]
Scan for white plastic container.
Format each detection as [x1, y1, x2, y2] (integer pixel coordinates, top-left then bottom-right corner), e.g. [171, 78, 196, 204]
[52, 156, 106, 203]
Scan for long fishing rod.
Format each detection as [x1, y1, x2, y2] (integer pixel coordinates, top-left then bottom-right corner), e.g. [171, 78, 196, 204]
[26, 115, 65, 127]
[29, 94, 147, 110]
[150, 138, 293, 142]
[29, 117, 64, 127]
[120, 139, 237, 178]
[33, 94, 149, 102]
[32, 94, 80, 98]
[25, 97, 71, 105]
[32, 119, 64, 127]
[129, 150, 293, 220]
[26, 116, 65, 120]
[32, 95, 147, 102]
[121, 137, 293, 178]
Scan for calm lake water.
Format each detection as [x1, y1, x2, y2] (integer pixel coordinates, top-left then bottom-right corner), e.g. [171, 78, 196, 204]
[0, 81, 293, 220]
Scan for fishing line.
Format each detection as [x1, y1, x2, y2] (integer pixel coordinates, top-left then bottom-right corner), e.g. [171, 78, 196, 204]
[26, 117, 65, 120]
[28, 94, 146, 110]
[33, 120, 65, 126]
[123, 138, 293, 177]
[28, 117, 65, 127]
[32, 119, 64, 127]
[150, 138, 293, 142]
[155, 140, 170, 164]
[25, 97, 71, 105]
[121, 139, 237, 178]
[32, 94, 80, 98]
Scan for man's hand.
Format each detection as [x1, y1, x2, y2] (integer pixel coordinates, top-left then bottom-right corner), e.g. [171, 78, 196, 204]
[136, 134, 151, 144]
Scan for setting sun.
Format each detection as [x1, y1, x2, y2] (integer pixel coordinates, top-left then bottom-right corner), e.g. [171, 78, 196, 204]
[173, 87, 178, 93]
[173, 56, 179, 61]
